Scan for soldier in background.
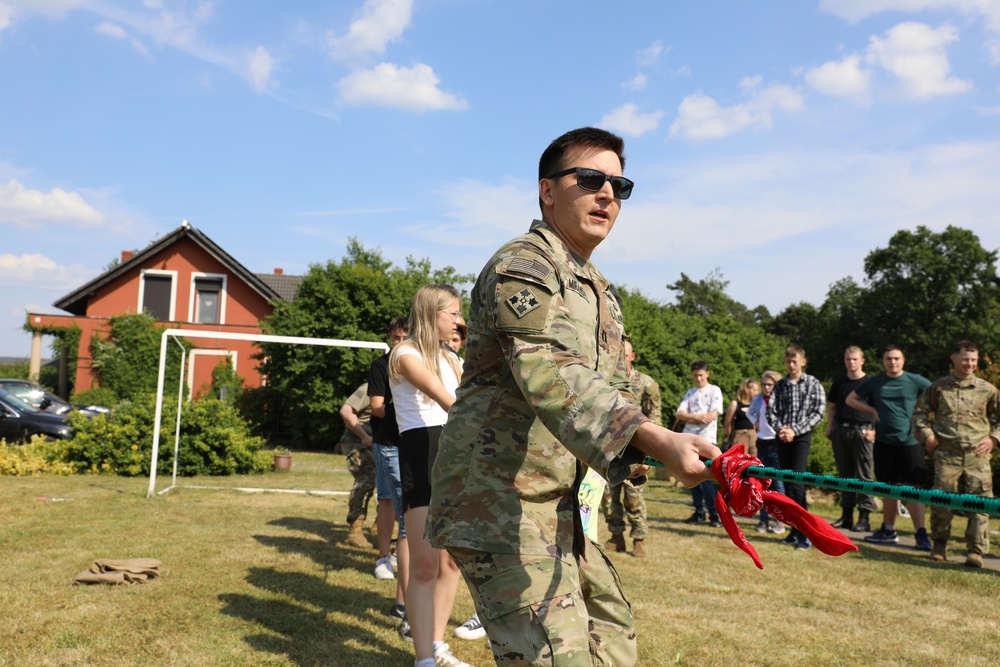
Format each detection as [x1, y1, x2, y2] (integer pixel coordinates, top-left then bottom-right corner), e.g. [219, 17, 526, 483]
[602, 340, 661, 558]
[339, 382, 375, 549]
[428, 127, 718, 666]
[912, 340, 999, 568]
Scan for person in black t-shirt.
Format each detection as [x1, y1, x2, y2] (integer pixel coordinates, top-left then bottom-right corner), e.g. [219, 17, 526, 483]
[825, 346, 876, 532]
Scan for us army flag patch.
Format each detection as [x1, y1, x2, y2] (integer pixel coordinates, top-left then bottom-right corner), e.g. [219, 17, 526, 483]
[506, 287, 542, 318]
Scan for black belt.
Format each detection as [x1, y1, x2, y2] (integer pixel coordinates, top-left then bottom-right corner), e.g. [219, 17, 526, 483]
[840, 422, 873, 430]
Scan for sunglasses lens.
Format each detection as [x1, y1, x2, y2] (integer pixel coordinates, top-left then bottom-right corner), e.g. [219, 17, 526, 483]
[575, 169, 604, 192]
[613, 178, 633, 200]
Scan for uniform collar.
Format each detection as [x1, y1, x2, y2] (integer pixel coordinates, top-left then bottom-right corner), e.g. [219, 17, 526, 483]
[529, 219, 607, 287]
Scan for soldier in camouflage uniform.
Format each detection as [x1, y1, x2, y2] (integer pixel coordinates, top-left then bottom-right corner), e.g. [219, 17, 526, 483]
[603, 340, 661, 558]
[912, 340, 1000, 568]
[340, 382, 375, 549]
[428, 127, 719, 667]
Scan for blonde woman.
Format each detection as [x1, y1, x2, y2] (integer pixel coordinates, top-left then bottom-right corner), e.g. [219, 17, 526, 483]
[389, 284, 469, 667]
[724, 378, 760, 455]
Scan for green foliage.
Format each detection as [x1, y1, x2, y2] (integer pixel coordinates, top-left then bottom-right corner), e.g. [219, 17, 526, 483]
[807, 419, 837, 477]
[617, 285, 786, 427]
[772, 225, 1000, 381]
[258, 238, 473, 449]
[0, 436, 76, 476]
[89, 313, 189, 402]
[58, 394, 270, 476]
[206, 357, 245, 403]
[70, 386, 119, 408]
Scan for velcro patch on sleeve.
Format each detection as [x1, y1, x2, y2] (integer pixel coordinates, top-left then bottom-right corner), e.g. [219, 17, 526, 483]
[505, 257, 552, 282]
[497, 278, 551, 333]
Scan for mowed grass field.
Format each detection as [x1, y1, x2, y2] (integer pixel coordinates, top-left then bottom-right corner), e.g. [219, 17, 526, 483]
[2, 451, 998, 667]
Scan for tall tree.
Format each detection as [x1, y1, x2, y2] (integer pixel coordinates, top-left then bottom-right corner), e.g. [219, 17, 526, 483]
[258, 239, 472, 449]
[860, 226, 1000, 377]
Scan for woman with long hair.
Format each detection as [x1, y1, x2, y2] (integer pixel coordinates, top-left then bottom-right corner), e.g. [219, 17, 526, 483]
[724, 378, 760, 454]
[389, 284, 469, 667]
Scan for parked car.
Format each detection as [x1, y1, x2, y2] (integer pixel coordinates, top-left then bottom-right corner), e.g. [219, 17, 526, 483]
[0, 388, 71, 442]
[0, 379, 111, 418]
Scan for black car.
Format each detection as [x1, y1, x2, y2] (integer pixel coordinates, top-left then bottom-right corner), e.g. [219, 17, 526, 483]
[0, 379, 110, 418]
[0, 388, 72, 442]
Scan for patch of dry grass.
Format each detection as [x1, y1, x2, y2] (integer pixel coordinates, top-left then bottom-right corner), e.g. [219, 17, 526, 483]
[2, 453, 998, 666]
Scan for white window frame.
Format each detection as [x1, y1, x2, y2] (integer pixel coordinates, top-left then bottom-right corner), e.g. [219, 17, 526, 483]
[138, 269, 178, 322]
[186, 348, 237, 398]
[188, 272, 228, 325]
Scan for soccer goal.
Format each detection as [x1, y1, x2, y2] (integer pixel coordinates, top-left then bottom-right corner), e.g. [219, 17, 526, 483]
[145, 328, 388, 498]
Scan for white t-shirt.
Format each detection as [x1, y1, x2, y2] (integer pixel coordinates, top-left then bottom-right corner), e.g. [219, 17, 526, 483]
[677, 384, 724, 444]
[390, 346, 461, 433]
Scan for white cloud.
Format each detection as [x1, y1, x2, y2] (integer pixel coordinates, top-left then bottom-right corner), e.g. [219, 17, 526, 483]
[0, 3, 14, 31]
[622, 73, 648, 92]
[337, 62, 467, 112]
[246, 45, 275, 93]
[669, 78, 804, 140]
[601, 103, 665, 137]
[131, 37, 150, 57]
[0, 253, 92, 289]
[95, 21, 126, 39]
[806, 53, 872, 100]
[866, 22, 971, 99]
[0, 180, 105, 229]
[327, 0, 413, 63]
[638, 40, 664, 67]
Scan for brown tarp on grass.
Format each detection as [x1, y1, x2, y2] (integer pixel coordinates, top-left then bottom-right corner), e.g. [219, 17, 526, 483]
[74, 558, 163, 585]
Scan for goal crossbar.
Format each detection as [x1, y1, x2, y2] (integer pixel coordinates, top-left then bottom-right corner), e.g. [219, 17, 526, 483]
[145, 328, 388, 498]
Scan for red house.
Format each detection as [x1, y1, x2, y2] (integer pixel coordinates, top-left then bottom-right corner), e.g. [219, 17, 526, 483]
[26, 221, 300, 398]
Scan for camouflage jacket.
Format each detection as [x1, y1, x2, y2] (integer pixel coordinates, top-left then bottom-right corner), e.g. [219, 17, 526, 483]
[339, 383, 373, 451]
[428, 219, 649, 558]
[912, 374, 1000, 450]
[629, 369, 662, 426]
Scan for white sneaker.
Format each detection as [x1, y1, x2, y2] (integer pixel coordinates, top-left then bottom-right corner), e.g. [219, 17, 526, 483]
[374, 556, 395, 580]
[898, 503, 910, 518]
[433, 642, 472, 667]
[454, 613, 486, 640]
[389, 550, 398, 570]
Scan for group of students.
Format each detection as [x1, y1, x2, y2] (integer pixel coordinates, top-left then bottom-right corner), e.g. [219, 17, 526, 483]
[677, 341, 999, 565]
[345, 286, 480, 667]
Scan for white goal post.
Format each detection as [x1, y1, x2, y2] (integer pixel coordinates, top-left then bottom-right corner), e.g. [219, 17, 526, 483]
[145, 328, 388, 498]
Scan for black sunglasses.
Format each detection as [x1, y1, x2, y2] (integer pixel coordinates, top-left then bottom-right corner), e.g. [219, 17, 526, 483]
[546, 167, 634, 200]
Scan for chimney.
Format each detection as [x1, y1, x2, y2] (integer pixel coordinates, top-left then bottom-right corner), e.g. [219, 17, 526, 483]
[121, 251, 134, 263]
[274, 268, 284, 275]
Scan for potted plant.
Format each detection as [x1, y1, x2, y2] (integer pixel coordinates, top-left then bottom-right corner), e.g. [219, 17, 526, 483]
[272, 446, 292, 472]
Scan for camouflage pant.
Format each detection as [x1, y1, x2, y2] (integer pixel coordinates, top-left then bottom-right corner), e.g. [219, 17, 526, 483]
[601, 481, 647, 540]
[346, 445, 376, 524]
[449, 540, 637, 666]
[930, 443, 993, 555]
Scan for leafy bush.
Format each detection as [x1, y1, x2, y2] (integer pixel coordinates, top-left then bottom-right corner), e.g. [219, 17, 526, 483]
[89, 313, 189, 402]
[60, 394, 271, 476]
[0, 436, 76, 476]
[71, 386, 119, 409]
[807, 418, 837, 477]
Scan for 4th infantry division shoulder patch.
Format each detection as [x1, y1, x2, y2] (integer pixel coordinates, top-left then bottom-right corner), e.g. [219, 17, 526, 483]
[507, 287, 541, 318]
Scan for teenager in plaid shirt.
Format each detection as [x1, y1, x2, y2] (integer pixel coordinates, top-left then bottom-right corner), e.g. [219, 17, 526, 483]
[765, 344, 826, 550]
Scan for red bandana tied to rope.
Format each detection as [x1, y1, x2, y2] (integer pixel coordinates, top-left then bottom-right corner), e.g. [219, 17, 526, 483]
[711, 445, 858, 569]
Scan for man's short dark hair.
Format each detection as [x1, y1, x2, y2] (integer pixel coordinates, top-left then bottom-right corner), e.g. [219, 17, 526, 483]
[882, 343, 904, 357]
[953, 340, 978, 355]
[538, 127, 626, 182]
[387, 316, 408, 337]
[691, 360, 709, 372]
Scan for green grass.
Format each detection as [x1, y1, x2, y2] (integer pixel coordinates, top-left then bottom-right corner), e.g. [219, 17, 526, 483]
[2, 452, 998, 666]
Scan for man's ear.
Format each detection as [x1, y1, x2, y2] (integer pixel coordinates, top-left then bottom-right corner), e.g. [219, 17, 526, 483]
[539, 178, 554, 207]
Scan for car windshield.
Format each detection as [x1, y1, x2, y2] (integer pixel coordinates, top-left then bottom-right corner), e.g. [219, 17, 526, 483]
[1, 383, 50, 407]
[0, 388, 41, 413]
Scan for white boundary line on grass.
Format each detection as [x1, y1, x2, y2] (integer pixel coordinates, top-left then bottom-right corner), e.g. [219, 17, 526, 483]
[158, 485, 349, 496]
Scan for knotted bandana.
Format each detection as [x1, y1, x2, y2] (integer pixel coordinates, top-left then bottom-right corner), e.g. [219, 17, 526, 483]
[711, 445, 858, 569]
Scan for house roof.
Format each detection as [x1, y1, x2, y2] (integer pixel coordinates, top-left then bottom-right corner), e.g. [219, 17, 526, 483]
[53, 221, 294, 316]
[255, 273, 303, 302]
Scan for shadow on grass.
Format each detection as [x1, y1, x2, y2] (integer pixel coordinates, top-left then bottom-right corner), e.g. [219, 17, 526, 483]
[219, 573, 409, 666]
[221, 517, 408, 666]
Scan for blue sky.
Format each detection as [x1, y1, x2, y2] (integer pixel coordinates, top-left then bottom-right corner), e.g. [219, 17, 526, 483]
[2, 0, 999, 357]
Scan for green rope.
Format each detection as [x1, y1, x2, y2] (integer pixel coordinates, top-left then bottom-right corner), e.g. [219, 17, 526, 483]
[644, 457, 1000, 517]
